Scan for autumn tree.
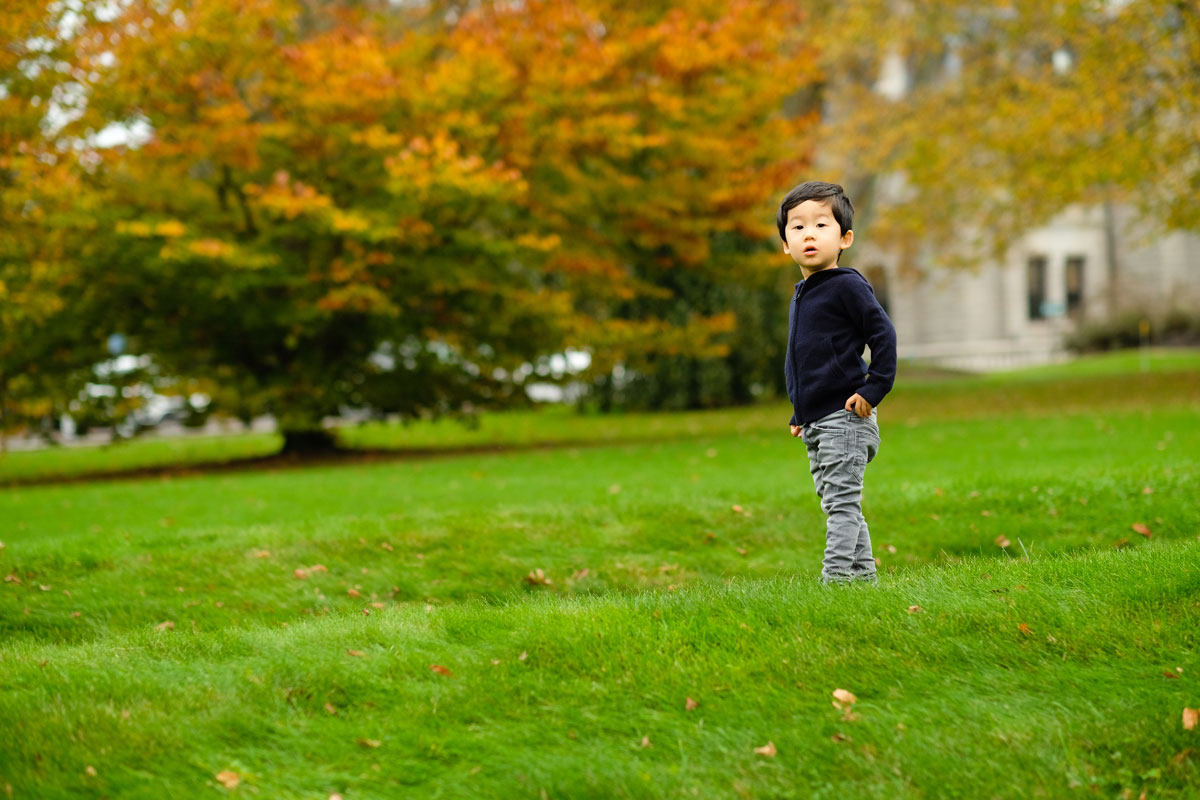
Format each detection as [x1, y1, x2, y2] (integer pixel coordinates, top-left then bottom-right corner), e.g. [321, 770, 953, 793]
[814, 0, 1200, 266]
[0, 1, 114, 448]
[429, 1, 817, 409]
[50, 0, 818, 447]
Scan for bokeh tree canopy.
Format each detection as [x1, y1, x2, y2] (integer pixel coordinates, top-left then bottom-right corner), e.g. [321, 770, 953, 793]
[2, 1, 114, 444]
[9, 0, 816, 446]
[5, 0, 1198, 446]
[817, 0, 1200, 259]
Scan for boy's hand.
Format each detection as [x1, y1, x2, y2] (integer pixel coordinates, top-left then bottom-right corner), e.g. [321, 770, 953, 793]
[790, 425, 803, 438]
[845, 393, 873, 418]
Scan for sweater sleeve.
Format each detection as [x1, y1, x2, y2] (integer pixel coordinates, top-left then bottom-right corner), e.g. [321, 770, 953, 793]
[784, 290, 799, 427]
[844, 280, 897, 408]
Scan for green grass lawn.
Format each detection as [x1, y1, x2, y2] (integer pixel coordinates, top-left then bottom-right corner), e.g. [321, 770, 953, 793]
[3, 348, 1198, 485]
[2, 352, 1199, 797]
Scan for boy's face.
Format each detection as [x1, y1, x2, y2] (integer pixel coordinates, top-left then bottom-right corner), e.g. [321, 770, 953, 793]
[782, 199, 854, 277]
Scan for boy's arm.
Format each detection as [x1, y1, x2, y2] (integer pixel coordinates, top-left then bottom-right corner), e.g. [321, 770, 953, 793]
[844, 281, 897, 408]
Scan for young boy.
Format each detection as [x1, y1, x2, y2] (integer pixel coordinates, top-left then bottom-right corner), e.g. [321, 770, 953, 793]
[778, 181, 897, 584]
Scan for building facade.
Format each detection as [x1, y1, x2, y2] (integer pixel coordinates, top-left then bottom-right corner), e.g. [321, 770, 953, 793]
[855, 205, 1200, 371]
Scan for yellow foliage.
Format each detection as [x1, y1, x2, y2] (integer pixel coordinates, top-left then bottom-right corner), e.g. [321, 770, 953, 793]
[329, 210, 371, 234]
[155, 220, 187, 238]
[116, 221, 153, 237]
[186, 239, 234, 259]
[514, 233, 562, 253]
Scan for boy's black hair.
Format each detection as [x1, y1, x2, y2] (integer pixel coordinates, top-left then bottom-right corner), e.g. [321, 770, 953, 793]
[776, 181, 854, 241]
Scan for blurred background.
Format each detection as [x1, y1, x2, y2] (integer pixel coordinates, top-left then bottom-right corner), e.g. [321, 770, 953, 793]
[3, 0, 1198, 456]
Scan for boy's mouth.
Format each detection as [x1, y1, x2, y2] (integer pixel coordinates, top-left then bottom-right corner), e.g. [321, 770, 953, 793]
[803, 246, 818, 256]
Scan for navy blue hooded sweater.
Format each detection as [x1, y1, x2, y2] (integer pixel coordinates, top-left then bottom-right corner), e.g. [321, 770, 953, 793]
[785, 267, 897, 426]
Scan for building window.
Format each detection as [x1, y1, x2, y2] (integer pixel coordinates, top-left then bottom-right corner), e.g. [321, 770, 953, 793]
[864, 265, 891, 315]
[1027, 256, 1047, 320]
[1065, 256, 1085, 316]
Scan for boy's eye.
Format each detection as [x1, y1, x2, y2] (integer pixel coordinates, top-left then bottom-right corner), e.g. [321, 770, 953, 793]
[817, 223, 826, 227]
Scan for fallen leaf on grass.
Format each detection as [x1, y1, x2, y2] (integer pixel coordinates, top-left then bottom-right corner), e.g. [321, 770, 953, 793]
[907, 605, 923, 614]
[85, 766, 97, 777]
[525, 569, 552, 586]
[640, 736, 651, 748]
[831, 732, 848, 742]
[155, 620, 175, 631]
[736, 548, 748, 556]
[1142, 486, 1154, 495]
[832, 689, 857, 706]
[1173, 749, 1194, 765]
[685, 697, 699, 711]
[886, 544, 898, 554]
[572, 569, 590, 580]
[293, 568, 311, 580]
[330, 794, 344, 800]
[361, 608, 370, 616]
[1184, 708, 1199, 731]
[215, 770, 239, 789]
[347, 589, 362, 598]
[370, 602, 385, 609]
[994, 535, 1011, 548]
[1113, 538, 1130, 549]
[731, 505, 744, 513]
[518, 650, 528, 661]
[380, 542, 394, 551]
[324, 703, 338, 715]
[254, 550, 270, 558]
[1018, 623, 1033, 636]
[310, 564, 329, 573]
[430, 664, 453, 677]
[1132, 523, 1152, 538]
[356, 738, 382, 748]
[4, 573, 20, 584]
[1164, 672, 1180, 679]
[754, 741, 777, 757]
[346, 649, 365, 658]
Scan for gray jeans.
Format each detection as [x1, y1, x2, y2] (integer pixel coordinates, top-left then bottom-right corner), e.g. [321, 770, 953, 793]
[801, 409, 881, 583]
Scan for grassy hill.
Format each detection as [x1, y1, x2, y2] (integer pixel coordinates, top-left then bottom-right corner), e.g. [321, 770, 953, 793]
[1, 350, 1198, 797]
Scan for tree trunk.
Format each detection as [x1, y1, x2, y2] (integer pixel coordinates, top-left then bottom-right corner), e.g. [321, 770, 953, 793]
[279, 428, 341, 456]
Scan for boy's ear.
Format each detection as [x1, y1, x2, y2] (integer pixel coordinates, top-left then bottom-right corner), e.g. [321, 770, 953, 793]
[782, 239, 791, 254]
[839, 229, 854, 250]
